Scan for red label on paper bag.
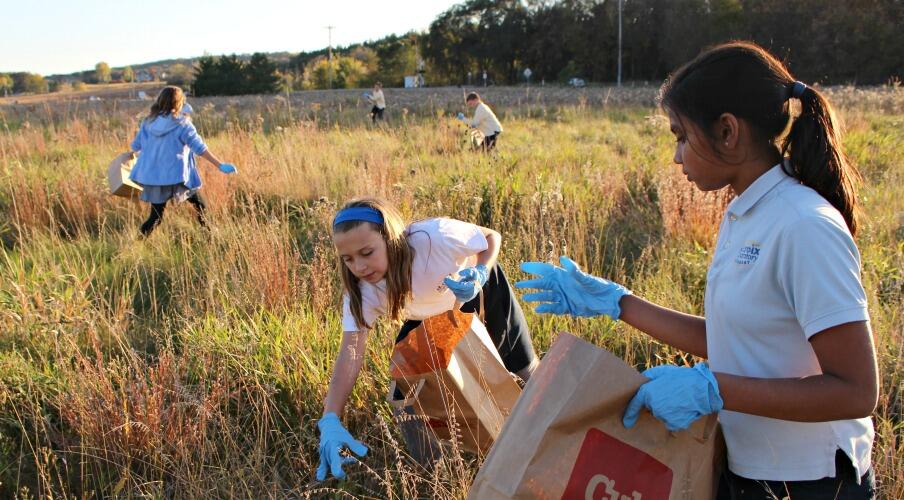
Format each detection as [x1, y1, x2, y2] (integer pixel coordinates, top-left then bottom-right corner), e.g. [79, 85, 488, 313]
[562, 429, 672, 500]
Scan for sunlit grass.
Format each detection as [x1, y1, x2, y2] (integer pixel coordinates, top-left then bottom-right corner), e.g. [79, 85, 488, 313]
[0, 86, 901, 497]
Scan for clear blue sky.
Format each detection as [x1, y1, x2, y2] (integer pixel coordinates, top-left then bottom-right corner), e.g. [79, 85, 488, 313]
[0, 0, 459, 75]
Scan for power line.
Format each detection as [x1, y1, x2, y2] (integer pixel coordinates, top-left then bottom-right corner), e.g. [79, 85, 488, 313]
[325, 25, 335, 89]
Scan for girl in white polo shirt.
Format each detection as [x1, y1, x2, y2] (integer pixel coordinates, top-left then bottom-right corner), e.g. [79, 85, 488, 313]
[314, 197, 539, 481]
[517, 41, 877, 498]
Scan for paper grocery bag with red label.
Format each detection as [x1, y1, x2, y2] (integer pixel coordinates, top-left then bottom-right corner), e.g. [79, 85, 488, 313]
[469, 332, 724, 499]
[388, 308, 522, 454]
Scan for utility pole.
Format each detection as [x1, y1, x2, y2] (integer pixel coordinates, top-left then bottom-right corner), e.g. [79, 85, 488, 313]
[617, 0, 623, 87]
[325, 25, 335, 89]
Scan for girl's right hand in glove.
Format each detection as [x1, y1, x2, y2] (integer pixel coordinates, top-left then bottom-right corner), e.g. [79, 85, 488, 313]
[316, 412, 368, 480]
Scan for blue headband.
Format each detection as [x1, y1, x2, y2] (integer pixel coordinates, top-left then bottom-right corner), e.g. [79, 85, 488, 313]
[333, 207, 384, 228]
[791, 81, 807, 99]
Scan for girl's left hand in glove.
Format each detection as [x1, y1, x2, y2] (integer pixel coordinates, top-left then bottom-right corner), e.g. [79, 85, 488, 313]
[443, 264, 489, 302]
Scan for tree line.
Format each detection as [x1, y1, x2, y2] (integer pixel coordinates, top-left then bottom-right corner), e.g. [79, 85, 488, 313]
[5, 0, 901, 98]
[244, 0, 903, 92]
[193, 54, 280, 96]
[191, 33, 421, 95]
[421, 0, 904, 86]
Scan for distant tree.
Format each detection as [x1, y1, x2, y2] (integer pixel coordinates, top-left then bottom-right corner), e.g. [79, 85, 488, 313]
[12, 72, 48, 93]
[192, 56, 220, 95]
[80, 70, 97, 84]
[350, 46, 380, 72]
[193, 54, 254, 96]
[48, 80, 71, 93]
[371, 34, 418, 87]
[422, 0, 529, 84]
[95, 62, 111, 83]
[122, 66, 135, 82]
[276, 70, 298, 93]
[216, 55, 247, 92]
[167, 63, 194, 87]
[336, 56, 368, 88]
[307, 55, 369, 89]
[0, 73, 12, 96]
[290, 48, 330, 73]
[308, 58, 337, 89]
[246, 53, 279, 94]
[72, 80, 87, 91]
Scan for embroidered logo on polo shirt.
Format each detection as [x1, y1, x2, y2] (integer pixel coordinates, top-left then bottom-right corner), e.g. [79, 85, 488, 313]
[735, 242, 761, 265]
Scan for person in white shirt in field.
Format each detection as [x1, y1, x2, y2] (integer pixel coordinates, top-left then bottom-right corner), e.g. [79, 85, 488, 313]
[364, 82, 386, 124]
[458, 92, 503, 151]
[314, 197, 539, 481]
[518, 41, 877, 499]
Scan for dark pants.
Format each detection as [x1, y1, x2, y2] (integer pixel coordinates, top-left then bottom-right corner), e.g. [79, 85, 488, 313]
[371, 106, 385, 123]
[482, 132, 500, 151]
[718, 449, 876, 499]
[394, 263, 535, 374]
[139, 192, 207, 236]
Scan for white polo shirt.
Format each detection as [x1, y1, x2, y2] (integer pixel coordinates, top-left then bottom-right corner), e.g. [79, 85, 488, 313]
[341, 217, 488, 331]
[469, 102, 503, 137]
[369, 89, 386, 109]
[705, 164, 873, 481]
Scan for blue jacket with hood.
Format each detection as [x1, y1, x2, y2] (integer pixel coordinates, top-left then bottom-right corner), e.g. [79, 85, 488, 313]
[129, 114, 207, 188]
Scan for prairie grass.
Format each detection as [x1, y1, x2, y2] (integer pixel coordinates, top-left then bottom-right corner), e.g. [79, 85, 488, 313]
[0, 86, 902, 498]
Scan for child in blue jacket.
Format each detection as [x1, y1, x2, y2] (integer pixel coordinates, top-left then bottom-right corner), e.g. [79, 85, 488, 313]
[128, 86, 237, 236]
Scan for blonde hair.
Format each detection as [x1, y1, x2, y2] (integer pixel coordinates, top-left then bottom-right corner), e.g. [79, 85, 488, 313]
[146, 86, 185, 122]
[333, 198, 413, 330]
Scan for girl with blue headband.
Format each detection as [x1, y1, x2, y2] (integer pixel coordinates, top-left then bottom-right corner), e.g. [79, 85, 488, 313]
[518, 42, 877, 498]
[127, 86, 237, 236]
[316, 197, 539, 481]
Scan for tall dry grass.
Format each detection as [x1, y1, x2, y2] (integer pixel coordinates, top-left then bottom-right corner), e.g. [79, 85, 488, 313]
[0, 85, 902, 497]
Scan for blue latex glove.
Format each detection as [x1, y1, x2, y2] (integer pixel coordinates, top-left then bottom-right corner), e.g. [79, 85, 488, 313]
[622, 363, 723, 432]
[218, 163, 237, 174]
[456, 112, 465, 121]
[316, 413, 368, 480]
[443, 264, 488, 303]
[363, 92, 371, 99]
[515, 256, 631, 319]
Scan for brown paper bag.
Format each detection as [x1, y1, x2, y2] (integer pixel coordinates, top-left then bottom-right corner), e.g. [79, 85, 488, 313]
[107, 152, 142, 198]
[388, 308, 522, 454]
[469, 332, 724, 499]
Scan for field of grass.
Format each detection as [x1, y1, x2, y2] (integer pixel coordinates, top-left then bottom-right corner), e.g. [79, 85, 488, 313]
[0, 85, 902, 498]
[0, 82, 167, 106]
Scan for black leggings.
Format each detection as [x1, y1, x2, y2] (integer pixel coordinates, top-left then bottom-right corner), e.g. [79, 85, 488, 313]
[139, 192, 207, 236]
[718, 449, 875, 499]
[482, 132, 499, 151]
[394, 263, 535, 373]
[371, 106, 385, 123]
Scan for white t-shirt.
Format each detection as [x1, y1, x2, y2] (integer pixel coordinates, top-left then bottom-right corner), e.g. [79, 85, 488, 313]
[705, 164, 873, 481]
[469, 102, 503, 136]
[341, 217, 488, 331]
[369, 89, 385, 109]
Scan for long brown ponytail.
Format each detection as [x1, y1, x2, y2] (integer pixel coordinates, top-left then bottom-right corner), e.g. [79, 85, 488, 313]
[782, 85, 861, 235]
[660, 41, 861, 235]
